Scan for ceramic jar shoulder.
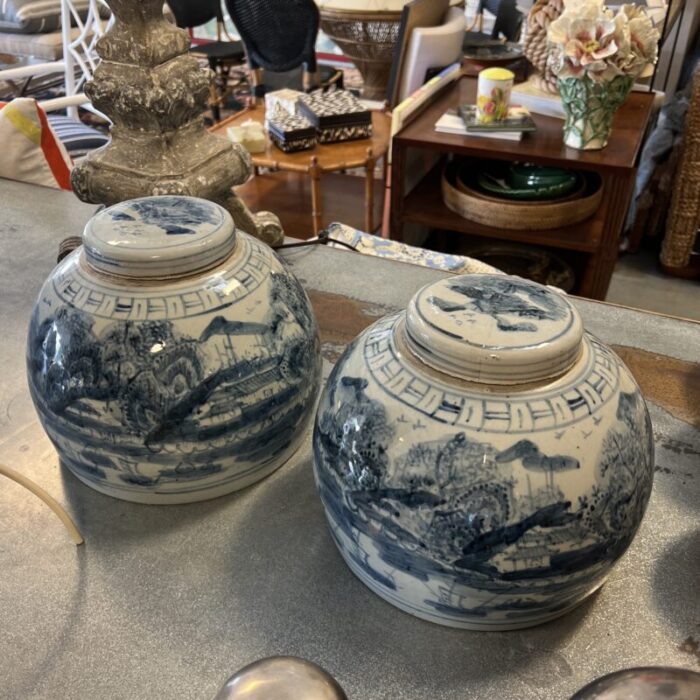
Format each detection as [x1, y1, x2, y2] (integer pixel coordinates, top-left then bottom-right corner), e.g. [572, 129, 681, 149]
[313, 274, 654, 629]
[27, 196, 321, 504]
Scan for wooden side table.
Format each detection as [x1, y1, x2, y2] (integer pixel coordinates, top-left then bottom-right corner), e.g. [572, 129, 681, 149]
[210, 106, 390, 236]
[390, 77, 655, 300]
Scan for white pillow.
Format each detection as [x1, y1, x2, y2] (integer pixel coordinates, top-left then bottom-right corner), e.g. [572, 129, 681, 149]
[0, 98, 72, 190]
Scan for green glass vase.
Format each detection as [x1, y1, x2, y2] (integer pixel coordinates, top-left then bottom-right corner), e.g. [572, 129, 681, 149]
[558, 75, 634, 150]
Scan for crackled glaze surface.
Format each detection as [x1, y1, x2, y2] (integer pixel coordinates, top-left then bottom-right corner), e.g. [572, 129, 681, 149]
[83, 196, 236, 278]
[313, 274, 653, 629]
[405, 275, 584, 384]
[27, 197, 321, 503]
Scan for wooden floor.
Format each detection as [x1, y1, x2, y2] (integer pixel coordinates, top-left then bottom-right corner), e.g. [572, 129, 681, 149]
[236, 171, 385, 240]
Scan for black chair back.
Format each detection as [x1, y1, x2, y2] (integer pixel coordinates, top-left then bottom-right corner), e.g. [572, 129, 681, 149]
[224, 0, 320, 74]
[168, 0, 223, 29]
[480, 0, 523, 41]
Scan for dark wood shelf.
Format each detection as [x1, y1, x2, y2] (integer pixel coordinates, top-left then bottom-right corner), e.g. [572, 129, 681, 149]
[390, 76, 656, 299]
[403, 166, 603, 253]
[395, 77, 654, 173]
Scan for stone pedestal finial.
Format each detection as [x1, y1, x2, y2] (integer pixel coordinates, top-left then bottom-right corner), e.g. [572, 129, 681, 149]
[71, 0, 283, 246]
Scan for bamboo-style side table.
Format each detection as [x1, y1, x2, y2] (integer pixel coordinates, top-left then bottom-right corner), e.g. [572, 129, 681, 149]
[211, 106, 390, 235]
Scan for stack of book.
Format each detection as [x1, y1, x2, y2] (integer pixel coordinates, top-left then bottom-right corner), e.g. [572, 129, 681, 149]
[511, 76, 565, 119]
[435, 105, 537, 142]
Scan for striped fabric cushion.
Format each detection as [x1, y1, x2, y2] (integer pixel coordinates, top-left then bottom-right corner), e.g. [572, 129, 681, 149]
[0, 98, 72, 189]
[0, 26, 73, 60]
[0, 0, 106, 34]
[47, 114, 109, 158]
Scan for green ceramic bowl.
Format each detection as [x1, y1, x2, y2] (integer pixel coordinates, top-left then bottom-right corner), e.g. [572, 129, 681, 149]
[476, 171, 580, 201]
[508, 163, 578, 190]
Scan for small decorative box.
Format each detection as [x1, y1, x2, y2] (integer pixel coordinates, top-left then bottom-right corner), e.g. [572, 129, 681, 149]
[298, 89, 372, 144]
[264, 89, 305, 119]
[226, 119, 267, 154]
[266, 106, 317, 153]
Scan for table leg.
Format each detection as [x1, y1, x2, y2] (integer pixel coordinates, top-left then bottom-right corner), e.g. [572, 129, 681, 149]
[579, 173, 635, 299]
[310, 156, 322, 236]
[390, 143, 406, 242]
[381, 165, 392, 239]
[365, 147, 376, 233]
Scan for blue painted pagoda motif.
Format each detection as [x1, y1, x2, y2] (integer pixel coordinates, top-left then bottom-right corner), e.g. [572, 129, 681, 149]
[313, 349, 653, 623]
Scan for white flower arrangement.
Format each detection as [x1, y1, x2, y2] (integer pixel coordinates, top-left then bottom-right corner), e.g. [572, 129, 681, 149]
[547, 0, 660, 83]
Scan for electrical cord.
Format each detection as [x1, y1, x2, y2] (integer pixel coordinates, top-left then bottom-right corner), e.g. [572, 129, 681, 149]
[0, 463, 84, 545]
[272, 228, 359, 252]
[58, 229, 359, 263]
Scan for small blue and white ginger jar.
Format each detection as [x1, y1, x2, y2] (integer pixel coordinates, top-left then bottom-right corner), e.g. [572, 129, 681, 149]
[313, 274, 653, 629]
[27, 196, 321, 504]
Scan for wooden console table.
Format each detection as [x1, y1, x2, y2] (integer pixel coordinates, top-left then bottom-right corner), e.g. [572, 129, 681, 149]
[211, 106, 390, 237]
[390, 77, 655, 300]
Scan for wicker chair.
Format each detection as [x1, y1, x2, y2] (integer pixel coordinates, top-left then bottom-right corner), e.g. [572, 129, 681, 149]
[319, 8, 402, 101]
[167, 0, 246, 121]
[224, 0, 342, 100]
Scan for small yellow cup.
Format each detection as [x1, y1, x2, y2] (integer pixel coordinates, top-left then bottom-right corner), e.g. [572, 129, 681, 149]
[476, 67, 515, 124]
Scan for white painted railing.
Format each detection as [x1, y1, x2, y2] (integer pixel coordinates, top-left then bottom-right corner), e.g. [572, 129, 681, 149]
[60, 0, 111, 117]
[0, 0, 110, 118]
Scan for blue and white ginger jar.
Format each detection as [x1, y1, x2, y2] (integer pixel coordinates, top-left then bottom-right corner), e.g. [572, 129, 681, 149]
[27, 196, 321, 504]
[313, 274, 653, 629]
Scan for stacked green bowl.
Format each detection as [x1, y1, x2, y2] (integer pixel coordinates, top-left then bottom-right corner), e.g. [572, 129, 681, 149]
[476, 163, 580, 201]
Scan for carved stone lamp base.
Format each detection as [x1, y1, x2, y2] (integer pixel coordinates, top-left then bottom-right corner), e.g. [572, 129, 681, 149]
[71, 0, 284, 247]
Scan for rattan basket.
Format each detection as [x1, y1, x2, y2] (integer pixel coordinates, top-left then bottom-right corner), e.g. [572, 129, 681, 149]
[442, 161, 603, 230]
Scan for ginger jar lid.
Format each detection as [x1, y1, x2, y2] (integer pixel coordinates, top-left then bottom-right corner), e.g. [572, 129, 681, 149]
[405, 274, 584, 385]
[83, 196, 236, 279]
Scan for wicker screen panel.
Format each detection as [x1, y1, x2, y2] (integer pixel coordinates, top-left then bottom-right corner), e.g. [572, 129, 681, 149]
[661, 65, 700, 270]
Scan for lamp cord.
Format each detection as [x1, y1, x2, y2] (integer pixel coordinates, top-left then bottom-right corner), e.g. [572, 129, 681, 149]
[272, 228, 358, 252]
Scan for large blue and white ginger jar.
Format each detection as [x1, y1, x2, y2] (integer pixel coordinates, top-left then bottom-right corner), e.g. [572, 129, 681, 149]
[27, 196, 321, 504]
[313, 274, 653, 629]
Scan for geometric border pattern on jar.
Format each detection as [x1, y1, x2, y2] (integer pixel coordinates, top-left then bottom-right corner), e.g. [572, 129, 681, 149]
[49, 239, 268, 321]
[364, 315, 620, 434]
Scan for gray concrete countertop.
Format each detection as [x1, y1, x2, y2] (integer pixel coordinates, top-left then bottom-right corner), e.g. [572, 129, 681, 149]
[0, 181, 698, 700]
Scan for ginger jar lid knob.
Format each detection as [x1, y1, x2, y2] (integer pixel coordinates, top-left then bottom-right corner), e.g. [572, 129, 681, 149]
[83, 196, 236, 279]
[404, 274, 584, 385]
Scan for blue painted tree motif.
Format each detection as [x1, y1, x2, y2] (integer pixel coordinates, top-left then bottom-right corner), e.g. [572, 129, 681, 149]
[430, 277, 568, 332]
[577, 391, 653, 554]
[109, 197, 219, 235]
[316, 374, 393, 491]
[28, 307, 205, 434]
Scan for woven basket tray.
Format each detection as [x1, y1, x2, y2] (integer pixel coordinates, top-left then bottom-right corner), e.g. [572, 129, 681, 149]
[442, 161, 603, 230]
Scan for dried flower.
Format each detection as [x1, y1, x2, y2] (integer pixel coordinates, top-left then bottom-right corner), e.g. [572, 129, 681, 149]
[548, 0, 660, 82]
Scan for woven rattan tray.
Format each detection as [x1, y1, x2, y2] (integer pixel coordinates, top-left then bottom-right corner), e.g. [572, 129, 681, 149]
[442, 161, 603, 230]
